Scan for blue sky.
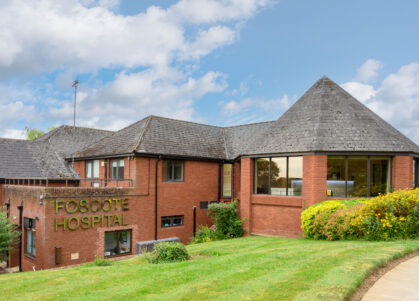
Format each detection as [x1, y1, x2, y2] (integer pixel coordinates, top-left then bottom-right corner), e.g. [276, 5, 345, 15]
[1, 0, 418, 143]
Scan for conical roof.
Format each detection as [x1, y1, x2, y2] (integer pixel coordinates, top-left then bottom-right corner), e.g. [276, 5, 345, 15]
[245, 76, 418, 155]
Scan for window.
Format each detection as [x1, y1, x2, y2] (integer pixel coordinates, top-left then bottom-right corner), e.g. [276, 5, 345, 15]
[254, 156, 303, 196]
[24, 218, 36, 257]
[104, 230, 131, 257]
[222, 164, 232, 197]
[162, 160, 184, 182]
[86, 160, 100, 187]
[413, 159, 418, 189]
[200, 200, 219, 210]
[110, 159, 124, 180]
[327, 156, 390, 198]
[161, 215, 184, 228]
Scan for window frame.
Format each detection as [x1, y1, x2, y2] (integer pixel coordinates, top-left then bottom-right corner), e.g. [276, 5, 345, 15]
[161, 215, 184, 228]
[86, 159, 100, 187]
[222, 163, 233, 198]
[24, 217, 36, 258]
[110, 158, 125, 180]
[327, 155, 392, 198]
[162, 160, 184, 182]
[104, 229, 132, 258]
[253, 156, 303, 196]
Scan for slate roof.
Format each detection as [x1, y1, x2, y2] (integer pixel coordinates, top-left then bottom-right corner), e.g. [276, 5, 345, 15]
[74, 116, 227, 160]
[246, 77, 419, 155]
[1, 77, 417, 180]
[0, 126, 112, 179]
[73, 76, 418, 161]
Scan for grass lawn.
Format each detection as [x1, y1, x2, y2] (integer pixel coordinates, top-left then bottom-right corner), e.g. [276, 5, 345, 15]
[1, 236, 418, 301]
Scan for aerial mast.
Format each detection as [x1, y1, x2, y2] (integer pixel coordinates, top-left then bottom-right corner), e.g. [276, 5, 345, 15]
[72, 80, 79, 168]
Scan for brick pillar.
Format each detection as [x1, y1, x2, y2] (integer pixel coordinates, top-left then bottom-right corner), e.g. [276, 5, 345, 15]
[302, 155, 327, 208]
[392, 156, 413, 190]
[240, 157, 253, 235]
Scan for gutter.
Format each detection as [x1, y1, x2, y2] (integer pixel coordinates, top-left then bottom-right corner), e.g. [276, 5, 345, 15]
[17, 200, 23, 273]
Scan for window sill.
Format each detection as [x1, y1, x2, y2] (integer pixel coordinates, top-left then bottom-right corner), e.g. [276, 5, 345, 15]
[105, 252, 132, 259]
[24, 253, 36, 262]
[161, 225, 184, 229]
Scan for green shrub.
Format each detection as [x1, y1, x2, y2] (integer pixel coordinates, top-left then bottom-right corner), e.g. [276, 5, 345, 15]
[208, 200, 244, 239]
[0, 209, 20, 261]
[301, 189, 419, 241]
[190, 226, 217, 244]
[92, 255, 113, 266]
[145, 242, 190, 264]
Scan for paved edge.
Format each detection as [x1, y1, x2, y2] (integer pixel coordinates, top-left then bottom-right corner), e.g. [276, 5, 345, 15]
[349, 250, 419, 301]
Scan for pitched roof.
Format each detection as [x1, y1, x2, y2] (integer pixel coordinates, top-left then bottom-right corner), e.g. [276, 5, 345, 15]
[73, 76, 418, 161]
[0, 126, 113, 179]
[74, 116, 228, 160]
[245, 77, 419, 155]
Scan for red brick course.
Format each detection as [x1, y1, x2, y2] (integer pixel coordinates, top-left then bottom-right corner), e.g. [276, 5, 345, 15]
[392, 156, 414, 190]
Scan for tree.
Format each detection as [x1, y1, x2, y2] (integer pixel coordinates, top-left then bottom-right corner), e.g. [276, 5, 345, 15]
[0, 209, 20, 261]
[24, 126, 56, 140]
[25, 127, 45, 140]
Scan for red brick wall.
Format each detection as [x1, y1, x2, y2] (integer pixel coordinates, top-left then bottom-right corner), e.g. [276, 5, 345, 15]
[2, 156, 220, 271]
[302, 155, 327, 208]
[251, 195, 303, 237]
[392, 156, 413, 190]
[239, 155, 327, 238]
[239, 158, 253, 235]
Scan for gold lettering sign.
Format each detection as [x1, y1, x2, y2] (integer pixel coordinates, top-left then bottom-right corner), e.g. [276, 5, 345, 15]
[55, 199, 129, 231]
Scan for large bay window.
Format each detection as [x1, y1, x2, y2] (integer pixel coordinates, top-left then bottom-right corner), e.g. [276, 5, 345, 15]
[254, 156, 302, 196]
[327, 156, 390, 197]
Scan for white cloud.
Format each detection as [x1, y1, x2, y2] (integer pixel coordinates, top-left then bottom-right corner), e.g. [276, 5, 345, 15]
[343, 61, 419, 144]
[219, 95, 294, 124]
[49, 68, 228, 130]
[341, 82, 376, 103]
[0, 0, 270, 134]
[0, 0, 269, 77]
[355, 59, 383, 82]
[0, 128, 26, 140]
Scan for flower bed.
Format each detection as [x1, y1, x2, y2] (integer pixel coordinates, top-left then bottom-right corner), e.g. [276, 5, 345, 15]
[301, 189, 419, 240]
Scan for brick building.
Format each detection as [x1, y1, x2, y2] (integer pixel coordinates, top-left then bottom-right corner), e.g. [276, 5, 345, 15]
[1, 77, 418, 271]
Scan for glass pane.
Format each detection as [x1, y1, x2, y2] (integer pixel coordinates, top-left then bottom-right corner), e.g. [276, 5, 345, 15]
[93, 160, 100, 178]
[118, 166, 124, 180]
[327, 156, 346, 197]
[288, 157, 303, 196]
[370, 157, 390, 196]
[32, 231, 36, 256]
[119, 159, 124, 167]
[173, 217, 183, 226]
[270, 158, 287, 196]
[162, 160, 171, 181]
[222, 164, 232, 197]
[119, 231, 131, 254]
[86, 162, 92, 178]
[26, 230, 32, 254]
[161, 218, 171, 228]
[104, 232, 118, 256]
[111, 161, 117, 179]
[174, 161, 183, 181]
[255, 158, 269, 194]
[348, 156, 368, 197]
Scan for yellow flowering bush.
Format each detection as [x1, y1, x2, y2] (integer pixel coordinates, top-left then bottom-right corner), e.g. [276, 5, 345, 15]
[301, 189, 419, 240]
